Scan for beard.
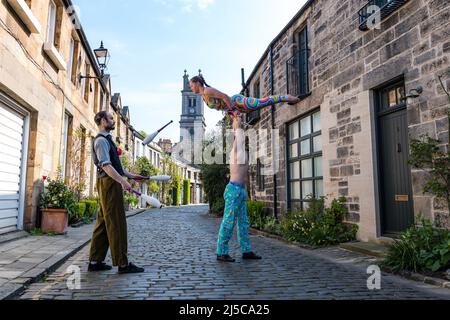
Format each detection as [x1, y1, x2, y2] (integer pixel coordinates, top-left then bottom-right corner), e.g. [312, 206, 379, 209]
[105, 124, 115, 131]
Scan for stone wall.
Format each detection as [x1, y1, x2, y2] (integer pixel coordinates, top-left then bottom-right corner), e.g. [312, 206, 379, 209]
[0, 1, 129, 230]
[246, 0, 450, 240]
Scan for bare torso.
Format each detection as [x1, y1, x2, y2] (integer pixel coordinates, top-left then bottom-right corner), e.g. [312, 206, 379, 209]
[229, 143, 248, 185]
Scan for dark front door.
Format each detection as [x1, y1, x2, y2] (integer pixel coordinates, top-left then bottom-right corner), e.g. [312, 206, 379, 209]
[376, 80, 414, 235]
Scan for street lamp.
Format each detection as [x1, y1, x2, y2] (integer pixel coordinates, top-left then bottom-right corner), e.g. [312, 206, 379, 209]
[93, 41, 110, 76]
[79, 41, 110, 82]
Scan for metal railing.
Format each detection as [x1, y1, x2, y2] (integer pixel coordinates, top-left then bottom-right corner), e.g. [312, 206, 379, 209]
[358, 0, 408, 31]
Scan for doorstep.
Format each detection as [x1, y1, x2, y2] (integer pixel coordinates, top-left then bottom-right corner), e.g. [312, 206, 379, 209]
[339, 241, 390, 258]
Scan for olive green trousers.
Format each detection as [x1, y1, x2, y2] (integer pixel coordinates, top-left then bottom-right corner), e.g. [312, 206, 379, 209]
[89, 176, 128, 267]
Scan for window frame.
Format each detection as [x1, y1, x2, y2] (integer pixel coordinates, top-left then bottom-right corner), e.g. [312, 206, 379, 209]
[256, 158, 265, 192]
[287, 108, 323, 211]
[46, 0, 57, 45]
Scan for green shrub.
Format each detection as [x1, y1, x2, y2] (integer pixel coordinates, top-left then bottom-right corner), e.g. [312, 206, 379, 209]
[279, 197, 358, 246]
[70, 202, 86, 224]
[382, 216, 450, 273]
[199, 164, 229, 214]
[40, 177, 76, 218]
[172, 178, 181, 206]
[80, 200, 98, 218]
[262, 216, 281, 235]
[247, 200, 269, 229]
[183, 179, 190, 205]
[166, 194, 172, 206]
[211, 198, 225, 216]
[124, 194, 139, 209]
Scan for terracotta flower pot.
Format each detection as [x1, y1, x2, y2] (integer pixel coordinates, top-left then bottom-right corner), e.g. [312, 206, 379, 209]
[41, 208, 68, 235]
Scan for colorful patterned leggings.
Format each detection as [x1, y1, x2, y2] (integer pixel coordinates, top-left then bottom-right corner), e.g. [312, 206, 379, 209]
[217, 182, 251, 256]
[230, 94, 290, 113]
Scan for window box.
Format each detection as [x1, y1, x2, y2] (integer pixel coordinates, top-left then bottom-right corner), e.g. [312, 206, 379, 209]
[7, 0, 41, 34]
[43, 42, 67, 71]
[358, 0, 408, 31]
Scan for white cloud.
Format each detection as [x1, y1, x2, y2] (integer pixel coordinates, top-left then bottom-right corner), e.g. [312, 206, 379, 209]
[197, 0, 215, 10]
[179, 0, 215, 12]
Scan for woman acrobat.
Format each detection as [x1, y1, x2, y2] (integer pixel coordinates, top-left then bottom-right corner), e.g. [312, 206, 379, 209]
[189, 75, 301, 115]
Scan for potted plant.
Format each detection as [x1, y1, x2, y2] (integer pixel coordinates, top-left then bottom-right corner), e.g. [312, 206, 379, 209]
[39, 176, 76, 235]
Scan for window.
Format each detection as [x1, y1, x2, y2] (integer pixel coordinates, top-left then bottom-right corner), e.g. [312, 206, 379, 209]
[358, 0, 408, 31]
[68, 37, 80, 84]
[68, 38, 74, 81]
[287, 110, 323, 211]
[376, 80, 406, 114]
[6, 0, 41, 33]
[60, 112, 70, 178]
[287, 26, 310, 98]
[43, 0, 66, 70]
[79, 127, 86, 182]
[116, 113, 121, 139]
[100, 92, 104, 111]
[46, 1, 57, 46]
[94, 81, 99, 113]
[256, 159, 265, 191]
[83, 62, 90, 102]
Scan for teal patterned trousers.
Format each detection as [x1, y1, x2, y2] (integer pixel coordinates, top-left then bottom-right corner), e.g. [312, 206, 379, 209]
[217, 182, 251, 255]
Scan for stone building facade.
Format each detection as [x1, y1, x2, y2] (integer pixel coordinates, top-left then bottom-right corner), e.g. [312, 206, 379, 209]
[244, 0, 449, 241]
[0, 0, 133, 233]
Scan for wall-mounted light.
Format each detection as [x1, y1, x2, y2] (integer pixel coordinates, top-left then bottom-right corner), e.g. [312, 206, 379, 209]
[401, 86, 423, 101]
[79, 41, 110, 82]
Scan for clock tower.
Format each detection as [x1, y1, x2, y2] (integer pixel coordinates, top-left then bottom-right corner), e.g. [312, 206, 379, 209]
[179, 70, 206, 164]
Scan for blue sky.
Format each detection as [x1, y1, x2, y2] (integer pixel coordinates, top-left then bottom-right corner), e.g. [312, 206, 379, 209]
[73, 0, 307, 142]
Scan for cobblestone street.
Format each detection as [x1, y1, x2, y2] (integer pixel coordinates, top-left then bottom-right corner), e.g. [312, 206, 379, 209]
[16, 205, 450, 300]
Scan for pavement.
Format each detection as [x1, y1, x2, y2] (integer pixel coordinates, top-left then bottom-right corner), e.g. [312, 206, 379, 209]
[2, 205, 449, 300]
[0, 208, 146, 300]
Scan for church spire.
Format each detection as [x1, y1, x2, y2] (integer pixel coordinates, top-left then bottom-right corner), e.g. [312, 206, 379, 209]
[183, 70, 190, 91]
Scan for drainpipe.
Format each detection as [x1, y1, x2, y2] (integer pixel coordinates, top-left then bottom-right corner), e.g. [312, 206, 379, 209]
[241, 68, 251, 200]
[269, 46, 278, 219]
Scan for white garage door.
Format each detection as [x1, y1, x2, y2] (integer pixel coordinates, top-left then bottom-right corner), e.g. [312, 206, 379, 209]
[0, 100, 28, 234]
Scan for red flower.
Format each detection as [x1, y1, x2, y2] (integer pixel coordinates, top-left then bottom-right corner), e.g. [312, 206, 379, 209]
[42, 176, 48, 181]
[118, 148, 123, 156]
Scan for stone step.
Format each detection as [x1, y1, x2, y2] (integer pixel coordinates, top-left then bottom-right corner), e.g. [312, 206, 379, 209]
[339, 241, 391, 258]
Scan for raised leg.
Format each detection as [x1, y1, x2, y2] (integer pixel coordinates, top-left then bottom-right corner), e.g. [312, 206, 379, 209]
[231, 94, 296, 113]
